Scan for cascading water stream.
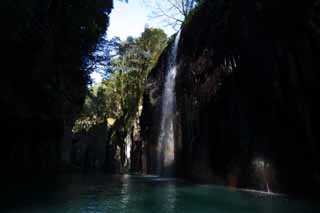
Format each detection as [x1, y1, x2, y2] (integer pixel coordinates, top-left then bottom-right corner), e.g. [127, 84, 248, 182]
[263, 167, 271, 193]
[253, 158, 272, 193]
[157, 31, 181, 177]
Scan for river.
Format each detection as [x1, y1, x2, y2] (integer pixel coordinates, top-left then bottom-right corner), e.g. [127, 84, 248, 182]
[2, 174, 319, 213]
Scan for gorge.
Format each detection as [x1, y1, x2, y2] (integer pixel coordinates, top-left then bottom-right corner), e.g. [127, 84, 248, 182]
[2, 0, 320, 212]
[140, 0, 320, 196]
[157, 30, 181, 177]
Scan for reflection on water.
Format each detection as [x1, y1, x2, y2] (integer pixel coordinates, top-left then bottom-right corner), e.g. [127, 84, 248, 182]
[165, 183, 177, 213]
[2, 174, 319, 213]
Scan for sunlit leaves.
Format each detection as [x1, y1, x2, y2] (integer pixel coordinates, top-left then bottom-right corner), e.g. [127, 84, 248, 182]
[73, 28, 167, 139]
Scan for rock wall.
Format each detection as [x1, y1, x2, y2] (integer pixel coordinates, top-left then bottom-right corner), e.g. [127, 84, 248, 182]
[72, 123, 109, 172]
[0, 0, 113, 179]
[141, 0, 320, 195]
[140, 47, 172, 174]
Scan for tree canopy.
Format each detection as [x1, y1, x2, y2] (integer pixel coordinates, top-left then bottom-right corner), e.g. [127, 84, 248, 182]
[1, 0, 114, 125]
[73, 28, 168, 144]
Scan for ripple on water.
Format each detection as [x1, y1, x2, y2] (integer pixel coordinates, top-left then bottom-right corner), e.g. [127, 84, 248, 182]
[2, 174, 320, 213]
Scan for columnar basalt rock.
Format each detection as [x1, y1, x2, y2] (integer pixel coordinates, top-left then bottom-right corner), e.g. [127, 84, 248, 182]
[141, 0, 320, 195]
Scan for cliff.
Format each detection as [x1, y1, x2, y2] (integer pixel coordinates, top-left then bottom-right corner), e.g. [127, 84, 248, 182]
[1, 0, 113, 179]
[140, 46, 172, 174]
[140, 0, 320, 195]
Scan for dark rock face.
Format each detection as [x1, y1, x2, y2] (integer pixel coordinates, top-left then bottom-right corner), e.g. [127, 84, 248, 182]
[140, 48, 171, 174]
[141, 0, 320, 195]
[0, 0, 113, 178]
[71, 123, 109, 172]
[130, 127, 144, 173]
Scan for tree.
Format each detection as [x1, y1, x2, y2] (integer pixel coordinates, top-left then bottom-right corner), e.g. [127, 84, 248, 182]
[0, 0, 114, 173]
[145, 0, 199, 30]
[73, 27, 168, 135]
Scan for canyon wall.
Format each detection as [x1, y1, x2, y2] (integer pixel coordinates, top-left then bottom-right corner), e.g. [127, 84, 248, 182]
[1, 0, 113, 178]
[141, 0, 320, 195]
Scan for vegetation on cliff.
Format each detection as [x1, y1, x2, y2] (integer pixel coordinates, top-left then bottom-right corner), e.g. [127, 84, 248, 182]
[73, 28, 167, 166]
[1, 0, 114, 174]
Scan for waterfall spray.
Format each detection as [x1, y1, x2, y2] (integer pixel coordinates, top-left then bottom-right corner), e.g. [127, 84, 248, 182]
[157, 31, 181, 177]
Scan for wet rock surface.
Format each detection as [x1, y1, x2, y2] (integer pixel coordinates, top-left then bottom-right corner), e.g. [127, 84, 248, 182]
[141, 0, 320, 195]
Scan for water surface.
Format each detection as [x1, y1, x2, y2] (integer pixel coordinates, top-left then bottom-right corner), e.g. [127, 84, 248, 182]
[3, 174, 319, 213]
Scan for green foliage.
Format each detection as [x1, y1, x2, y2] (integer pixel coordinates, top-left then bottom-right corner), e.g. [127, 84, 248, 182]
[183, 0, 205, 27]
[1, 0, 113, 80]
[1, 0, 114, 126]
[73, 28, 168, 142]
[61, 0, 113, 80]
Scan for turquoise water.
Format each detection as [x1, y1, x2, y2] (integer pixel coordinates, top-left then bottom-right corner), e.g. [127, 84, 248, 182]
[2, 174, 319, 213]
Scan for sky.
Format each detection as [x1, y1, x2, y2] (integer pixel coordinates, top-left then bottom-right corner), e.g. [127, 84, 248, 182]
[107, 0, 176, 40]
[91, 0, 177, 84]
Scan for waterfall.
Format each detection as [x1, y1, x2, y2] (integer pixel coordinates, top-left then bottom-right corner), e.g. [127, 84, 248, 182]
[157, 31, 181, 177]
[263, 168, 271, 193]
[253, 158, 272, 193]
